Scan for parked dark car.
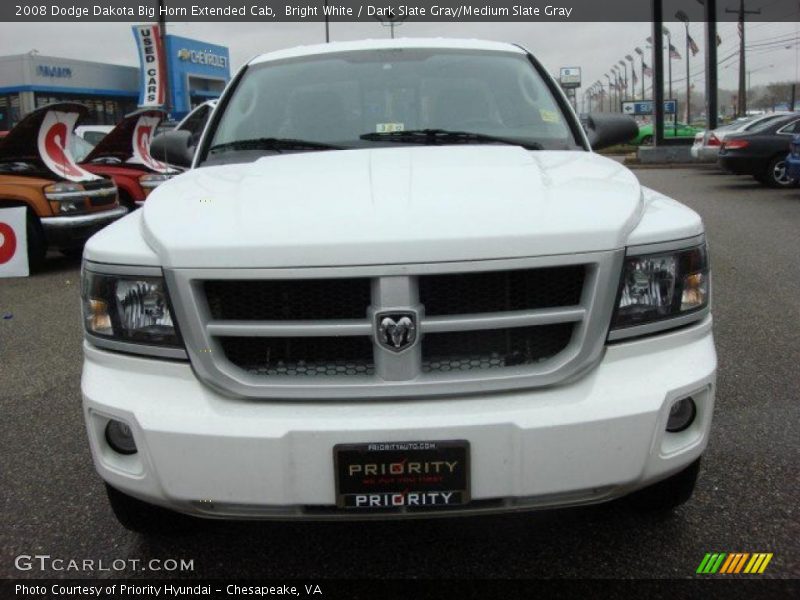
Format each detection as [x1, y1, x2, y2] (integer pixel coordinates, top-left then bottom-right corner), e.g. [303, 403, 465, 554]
[718, 113, 800, 187]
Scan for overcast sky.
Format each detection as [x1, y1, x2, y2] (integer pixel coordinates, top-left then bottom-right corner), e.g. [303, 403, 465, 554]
[1, 20, 798, 99]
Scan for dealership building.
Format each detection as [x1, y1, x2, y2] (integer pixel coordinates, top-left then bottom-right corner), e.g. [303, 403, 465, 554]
[0, 34, 230, 130]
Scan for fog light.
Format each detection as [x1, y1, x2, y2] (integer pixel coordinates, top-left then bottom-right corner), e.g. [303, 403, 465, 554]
[105, 420, 137, 455]
[666, 397, 696, 432]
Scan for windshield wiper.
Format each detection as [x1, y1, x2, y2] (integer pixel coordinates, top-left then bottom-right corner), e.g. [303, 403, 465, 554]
[208, 137, 345, 154]
[359, 129, 543, 150]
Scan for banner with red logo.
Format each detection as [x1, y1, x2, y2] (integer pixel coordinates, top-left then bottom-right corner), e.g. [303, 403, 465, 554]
[36, 111, 100, 183]
[131, 115, 172, 173]
[0, 207, 28, 278]
[132, 24, 166, 108]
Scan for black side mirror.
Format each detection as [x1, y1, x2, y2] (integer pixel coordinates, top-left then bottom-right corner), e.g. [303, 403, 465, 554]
[150, 130, 194, 169]
[583, 113, 639, 150]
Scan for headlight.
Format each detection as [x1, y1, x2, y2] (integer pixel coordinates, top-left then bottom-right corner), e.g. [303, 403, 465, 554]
[44, 182, 85, 214]
[609, 242, 709, 339]
[82, 269, 184, 353]
[138, 173, 171, 189]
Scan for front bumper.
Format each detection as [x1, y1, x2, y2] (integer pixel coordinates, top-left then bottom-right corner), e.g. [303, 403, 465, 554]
[82, 317, 716, 520]
[41, 205, 128, 249]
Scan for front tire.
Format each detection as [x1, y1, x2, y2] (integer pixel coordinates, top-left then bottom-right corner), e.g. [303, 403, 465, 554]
[763, 155, 797, 188]
[105, 484, 195, 535]
[627, 458, 701, 513]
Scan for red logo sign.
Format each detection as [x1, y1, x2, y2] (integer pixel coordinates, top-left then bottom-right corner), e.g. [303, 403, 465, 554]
[0, 221, 18, 265]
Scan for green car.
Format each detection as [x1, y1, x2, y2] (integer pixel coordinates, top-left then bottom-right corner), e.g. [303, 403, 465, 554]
[633, 122, 702, 145]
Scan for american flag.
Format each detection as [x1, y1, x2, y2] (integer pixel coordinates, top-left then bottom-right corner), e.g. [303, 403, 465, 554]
[688, 35, 699, 57]
[669, 43, 682, 60]
[632, 70, 639, 85]
[643, 62, 653, 77]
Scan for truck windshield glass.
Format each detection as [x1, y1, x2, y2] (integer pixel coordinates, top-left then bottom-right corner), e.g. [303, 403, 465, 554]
[204, 48, 579, 163]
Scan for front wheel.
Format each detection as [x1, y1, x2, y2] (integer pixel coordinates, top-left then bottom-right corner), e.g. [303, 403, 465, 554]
[105, 484, 196, 535]
[627, 458, 701, 513]
[763, 155, 797, 188]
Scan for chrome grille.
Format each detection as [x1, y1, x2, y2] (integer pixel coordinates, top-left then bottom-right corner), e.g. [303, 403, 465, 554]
[166, 251, 623, 399]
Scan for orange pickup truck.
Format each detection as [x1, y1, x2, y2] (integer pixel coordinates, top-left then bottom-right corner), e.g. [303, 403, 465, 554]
[0, 102, 126, 269]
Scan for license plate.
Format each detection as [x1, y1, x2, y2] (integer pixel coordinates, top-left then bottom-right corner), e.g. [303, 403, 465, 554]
[334, 440, 470, 509]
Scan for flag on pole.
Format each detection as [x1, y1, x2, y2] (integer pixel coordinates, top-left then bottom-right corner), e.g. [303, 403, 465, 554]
[738, 21, 744, 39]
[632, 69, 638, 85]
[716, 33, 722, 47]
[669, 43, 682, 60]
[688, 35, 699, 57]
[643, 62, 653, 77]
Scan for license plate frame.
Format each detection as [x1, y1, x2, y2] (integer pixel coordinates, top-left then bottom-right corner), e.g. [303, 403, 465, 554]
[333, 440, 470, 510]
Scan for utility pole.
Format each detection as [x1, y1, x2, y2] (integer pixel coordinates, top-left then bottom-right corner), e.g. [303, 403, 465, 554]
[324, 0, 329, 42]
[704, 0, 719, 131]
[676, 11, 691, 124]
[157, 0, 170, 115]
[727, 0, 760, 117]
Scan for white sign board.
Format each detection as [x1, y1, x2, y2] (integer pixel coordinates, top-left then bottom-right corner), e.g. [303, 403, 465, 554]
[0, 207, 29, 278]
[560, 67, 582, 88]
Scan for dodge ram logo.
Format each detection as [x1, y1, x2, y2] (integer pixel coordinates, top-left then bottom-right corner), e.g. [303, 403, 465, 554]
[376, 311, 417, 352]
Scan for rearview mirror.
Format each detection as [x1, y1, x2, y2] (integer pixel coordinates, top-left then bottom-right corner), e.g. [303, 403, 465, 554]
[149, 130, 194, 169]
[582, 113, 639, 150]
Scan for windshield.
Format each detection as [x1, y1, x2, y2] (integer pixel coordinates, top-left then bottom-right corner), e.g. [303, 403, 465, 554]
[203, 48, 579, 164]
[69, 135, 94, 162]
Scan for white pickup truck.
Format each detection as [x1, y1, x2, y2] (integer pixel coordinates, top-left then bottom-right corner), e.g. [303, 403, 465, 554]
[80, 39, 716, 533]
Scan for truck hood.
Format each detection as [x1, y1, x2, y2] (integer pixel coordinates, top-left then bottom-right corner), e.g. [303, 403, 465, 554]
[142, 146, 643, 269]
[83, 109, 176, 174]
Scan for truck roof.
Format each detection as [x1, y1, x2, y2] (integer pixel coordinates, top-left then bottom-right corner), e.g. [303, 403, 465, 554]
[248, 38, 526, 66]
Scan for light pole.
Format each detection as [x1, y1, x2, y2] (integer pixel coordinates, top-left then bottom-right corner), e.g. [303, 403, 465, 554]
[676, 10, 692, 124]
[663, 25, 673, 102]
[626, 55, 636, 100]
[619, 60, 628, 102]
[635, 47, 646, 99]
[324, 0, 329, 42]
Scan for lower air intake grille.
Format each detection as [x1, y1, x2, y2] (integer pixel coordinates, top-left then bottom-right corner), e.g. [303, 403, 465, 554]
[421, 323, 575, 373]
[220, 336, 374, 377]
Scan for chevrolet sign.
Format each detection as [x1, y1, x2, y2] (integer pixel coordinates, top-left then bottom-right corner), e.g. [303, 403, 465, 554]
[177, 48, 228, 69]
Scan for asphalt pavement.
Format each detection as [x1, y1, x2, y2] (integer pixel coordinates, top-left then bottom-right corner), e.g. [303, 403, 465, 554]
[1, 166, 798, 580]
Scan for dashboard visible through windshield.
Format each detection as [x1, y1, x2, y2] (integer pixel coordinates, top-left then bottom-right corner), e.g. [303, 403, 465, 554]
[201, 47, 581, 165]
